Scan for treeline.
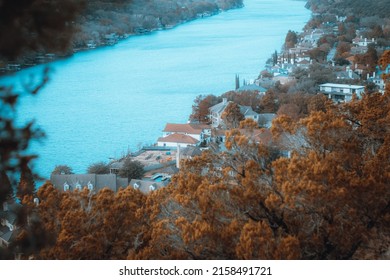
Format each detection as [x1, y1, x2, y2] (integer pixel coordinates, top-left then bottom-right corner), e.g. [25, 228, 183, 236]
[74, 0, 243, 48]
[306, 0, 390, 18]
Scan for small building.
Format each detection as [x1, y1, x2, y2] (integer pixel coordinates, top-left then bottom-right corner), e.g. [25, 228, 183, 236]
[109, 161, 123, 174]
[257, 113, 277, 128]
[367, 71, 386, 93]
[352, 36, 376, 47]
[6, 64, 21, 71]
[162, 123, 211, 142]
[319, 83, 365, 102]
[157, 133, 199, 148]
[0, 201, 21, 248]
[104, 33, 118, 45]
[335, 66, 360, 80]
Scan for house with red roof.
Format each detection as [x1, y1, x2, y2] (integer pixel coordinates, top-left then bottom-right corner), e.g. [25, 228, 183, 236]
[157, 133, 199, 148]
[162, 123, 211, 142]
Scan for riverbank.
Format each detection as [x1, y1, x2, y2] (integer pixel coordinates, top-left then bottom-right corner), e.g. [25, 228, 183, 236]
[0, 0, 243, 75]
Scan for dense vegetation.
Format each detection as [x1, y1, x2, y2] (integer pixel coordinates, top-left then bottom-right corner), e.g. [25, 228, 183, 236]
[307, 0, 390, 18]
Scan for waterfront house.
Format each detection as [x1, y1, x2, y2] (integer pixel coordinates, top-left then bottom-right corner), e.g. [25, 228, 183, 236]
[157, 133, 199, 148]
[162, 123, 211, 142]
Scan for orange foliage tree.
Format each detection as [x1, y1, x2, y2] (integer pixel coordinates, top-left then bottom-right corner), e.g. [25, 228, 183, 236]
[35, 183, 147, 259]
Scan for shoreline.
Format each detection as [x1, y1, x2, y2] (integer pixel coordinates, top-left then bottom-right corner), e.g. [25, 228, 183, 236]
[0, 3, 244, 75]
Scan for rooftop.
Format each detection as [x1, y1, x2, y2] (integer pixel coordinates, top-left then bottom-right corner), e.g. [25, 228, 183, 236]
[320, 83, 365, 89]
[157, 133, 199, 144]
[163, 123, 210, 134]
[180, 146, 203, 157]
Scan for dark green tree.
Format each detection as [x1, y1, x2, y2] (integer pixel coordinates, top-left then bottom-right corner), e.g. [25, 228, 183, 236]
[87, 161, 110, 174]
[118, 158, 145, 180]
[273, 50, 278, 66]
[285, 30, 298, 49]
[235, 74, 240, 90]
[51, 165, 73, 175]
[17, 163, 36, 200]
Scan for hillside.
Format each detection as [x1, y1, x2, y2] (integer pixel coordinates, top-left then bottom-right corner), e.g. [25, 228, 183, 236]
[306, 0, 390, 18]
[73, 0, 243, 48]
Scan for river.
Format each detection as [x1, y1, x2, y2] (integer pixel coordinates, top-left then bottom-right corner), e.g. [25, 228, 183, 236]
[1, 0, 311, 178]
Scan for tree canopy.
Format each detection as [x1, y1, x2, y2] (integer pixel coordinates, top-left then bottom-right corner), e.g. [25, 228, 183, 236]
[118, 158, 145, 180]
[87, 161, 110, 174]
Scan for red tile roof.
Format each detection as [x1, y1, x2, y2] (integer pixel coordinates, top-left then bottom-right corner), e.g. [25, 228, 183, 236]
[163, 123, 210, 134]
[158, 133, 199, 144]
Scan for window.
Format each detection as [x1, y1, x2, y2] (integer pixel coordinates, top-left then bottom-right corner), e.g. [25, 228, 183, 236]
[87, 181, 94, 191]
[334, 94, 345, 101]
[75, 182, 82, 190]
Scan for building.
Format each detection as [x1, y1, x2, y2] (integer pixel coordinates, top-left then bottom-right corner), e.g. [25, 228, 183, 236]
[0, 201, 20, 248]
[319, 83, 365, 102]
[352, 36, 376, 47]
[335, 66, 360, 80]
[209, 98, 260, 128]
[50, 174, 129, 193]
[257, 113, 277, 128]
[162, 123, 211, 142]
[157, 133, 199, 148]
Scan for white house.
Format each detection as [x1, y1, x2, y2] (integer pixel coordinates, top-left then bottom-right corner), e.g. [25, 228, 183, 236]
[157, 133, 199, 148]
[162, 123, 211, 142]
[319, 83, 365, 102]
[352, 36, 376, 47]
